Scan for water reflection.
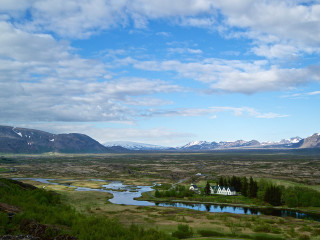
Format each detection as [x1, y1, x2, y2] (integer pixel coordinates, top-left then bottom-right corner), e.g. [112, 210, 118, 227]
[12, 178, 320, 221]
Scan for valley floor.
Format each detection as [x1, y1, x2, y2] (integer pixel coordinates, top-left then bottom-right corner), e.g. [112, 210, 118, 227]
[1, 152, 320, 239]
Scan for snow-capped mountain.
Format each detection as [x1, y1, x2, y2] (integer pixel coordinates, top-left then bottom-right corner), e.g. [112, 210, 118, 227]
[0, 125, 123, 153]
[103, 141, 170, 151]
[180, 139, 260, 150]
[279, 137, 302, 145]
[179, 136, 309, 150]
[180, 141, 218, 150]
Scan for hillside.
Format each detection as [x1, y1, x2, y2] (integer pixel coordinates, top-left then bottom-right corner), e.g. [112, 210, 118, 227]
[300, 133, 320, 148]
[0, 178, 172, 239]
[0, 125, 126, 154]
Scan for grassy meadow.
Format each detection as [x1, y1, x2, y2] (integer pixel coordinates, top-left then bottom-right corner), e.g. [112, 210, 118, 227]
[1, 151, 320, 239]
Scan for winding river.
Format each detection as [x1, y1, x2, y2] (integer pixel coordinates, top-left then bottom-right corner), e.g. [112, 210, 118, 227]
[12, 178, 320, 221]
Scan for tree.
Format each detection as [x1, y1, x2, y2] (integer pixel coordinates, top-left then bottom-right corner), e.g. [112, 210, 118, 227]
[154, 189, 161, 198]
[204, 181, 211, 196]
[264, 185, 282, 206]
[218, 176, 224, 186]
[241, 177, 248, 197]
[248, 177, 258, 198]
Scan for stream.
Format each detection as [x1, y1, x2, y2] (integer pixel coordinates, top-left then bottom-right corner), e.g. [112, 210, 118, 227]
[12, 178, 320, 221]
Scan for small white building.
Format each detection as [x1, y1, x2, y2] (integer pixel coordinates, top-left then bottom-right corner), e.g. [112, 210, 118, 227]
[210, 185, 218, 194]
[211, 185, 236, 196]
[189, 184, 199, 191]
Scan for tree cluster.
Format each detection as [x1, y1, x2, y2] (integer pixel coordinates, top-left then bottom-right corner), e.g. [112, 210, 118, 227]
[218, 176, 258, 198]
[155, 185, 194, 198]
[264, 184, 282, 206]
[283, 186, 320, 208]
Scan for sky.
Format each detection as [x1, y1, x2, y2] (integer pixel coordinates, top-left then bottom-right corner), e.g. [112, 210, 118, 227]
[0, 0, 320, 147]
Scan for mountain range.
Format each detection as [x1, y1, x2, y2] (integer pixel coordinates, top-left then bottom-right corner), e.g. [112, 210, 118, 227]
[103, 141, 173, 151]
[178, 137, 303, 151]
[0, 125, 126, 153]
[0, 125, 319, 153]
[105, 135, 320, 151]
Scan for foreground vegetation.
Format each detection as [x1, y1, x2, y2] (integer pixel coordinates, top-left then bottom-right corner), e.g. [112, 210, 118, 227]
[0, 178, 173, 239]
[1, 151, 320, 239]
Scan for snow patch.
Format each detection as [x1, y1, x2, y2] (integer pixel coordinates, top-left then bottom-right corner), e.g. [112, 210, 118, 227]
[104, 141, 168, 150]
[50, 139, 55, 142]
[12, 128, 22, 137]
[184, 141, 208, 147]
[290, 138, 300, 143]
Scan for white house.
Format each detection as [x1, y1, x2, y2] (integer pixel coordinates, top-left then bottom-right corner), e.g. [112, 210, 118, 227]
[212, 185, 236, 196]
[189, 184, 199, 191]
[210, 185, 218, 194]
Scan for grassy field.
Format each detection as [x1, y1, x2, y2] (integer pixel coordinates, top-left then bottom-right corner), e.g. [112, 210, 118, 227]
[1, 151, 320, 239]
[28, 179, 320, 239]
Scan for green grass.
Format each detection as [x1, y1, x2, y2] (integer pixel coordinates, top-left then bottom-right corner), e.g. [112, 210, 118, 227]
[0, 178, 174, 240]
[260, 178, 320, 192]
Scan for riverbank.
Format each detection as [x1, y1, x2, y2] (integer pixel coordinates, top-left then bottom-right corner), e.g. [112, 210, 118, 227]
[136, 191, 320, 217]
[6, 177, 320, 239]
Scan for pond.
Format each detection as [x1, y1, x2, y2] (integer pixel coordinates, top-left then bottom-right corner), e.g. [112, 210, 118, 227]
[12, 178, 320, 221]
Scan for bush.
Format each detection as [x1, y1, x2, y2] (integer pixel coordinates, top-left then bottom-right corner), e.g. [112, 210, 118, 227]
[197, 229, 225, 237]
[172, 224, 193, 239]
[0, 211, 8, 235]
[252, 233, 285, 240]
[253, 224, 272, 233]
[299, 234, 310, 240]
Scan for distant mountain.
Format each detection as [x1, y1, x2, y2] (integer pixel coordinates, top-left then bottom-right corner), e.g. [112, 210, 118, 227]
[179, 135, 317, 151]
[0, 125, 127, 153]
[180, 140, 263, 150]
[180, 141, 219, 150]
[300, 133, 320, 148]
[104, 141, 171, 151]
[1, 125, 318, 153]
[180, 139, 260, 150]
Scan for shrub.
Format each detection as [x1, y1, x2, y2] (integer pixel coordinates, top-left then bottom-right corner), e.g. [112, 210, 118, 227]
[252, 233, 285, 240]
[172, 224, 193, 239]
[197, 229, 225, 237]
[299, 234, 310, 240]
[253, 224, 271, 233]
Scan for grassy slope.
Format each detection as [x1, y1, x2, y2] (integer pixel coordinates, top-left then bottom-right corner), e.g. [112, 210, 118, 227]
[0, 178, 174, 240]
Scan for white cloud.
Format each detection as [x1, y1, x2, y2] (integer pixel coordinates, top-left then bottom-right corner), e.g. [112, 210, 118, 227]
[2, 0, 320, 59]
[118, 57, 320, 94]
[0, 22, 183, 122]
[215, 0, 320, 57]
[282, 90, 320, 98]
[7, 122, 193, 146]
[0, 77, 182, 122]
[1, 0, 216, 38]
[178, 17, 216, 28]
[146, 106, 288, 119]
[252, 44, 300, 59]
[168, 47, 203, 55]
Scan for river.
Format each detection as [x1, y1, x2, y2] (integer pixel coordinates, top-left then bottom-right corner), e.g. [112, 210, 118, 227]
[12, 178, 320, 221]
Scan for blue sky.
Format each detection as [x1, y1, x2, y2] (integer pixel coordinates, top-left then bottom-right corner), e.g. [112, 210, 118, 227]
[0, 0, 320, 146]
